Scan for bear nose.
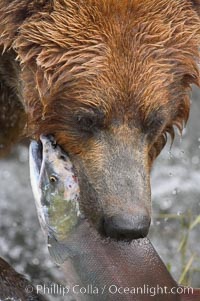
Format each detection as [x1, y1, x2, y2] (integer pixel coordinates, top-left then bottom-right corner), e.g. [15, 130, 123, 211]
[102, 214, 151, 240]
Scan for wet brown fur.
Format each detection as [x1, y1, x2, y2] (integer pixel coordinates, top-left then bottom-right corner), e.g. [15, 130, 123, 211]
[0, 47, 26, 156]
[0, 0, 200, 232]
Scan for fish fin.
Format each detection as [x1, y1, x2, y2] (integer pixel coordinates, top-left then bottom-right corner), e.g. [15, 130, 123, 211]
[48, 234, 69, 265]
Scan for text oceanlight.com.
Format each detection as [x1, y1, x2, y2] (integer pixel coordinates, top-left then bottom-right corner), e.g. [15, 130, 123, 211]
[33, 283, 194, 297]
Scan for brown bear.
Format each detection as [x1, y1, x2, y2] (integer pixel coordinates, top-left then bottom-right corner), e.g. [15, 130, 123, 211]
[0, 0, 200, 240]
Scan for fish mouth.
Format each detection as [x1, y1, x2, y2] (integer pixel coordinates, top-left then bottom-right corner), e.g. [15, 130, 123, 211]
[29, 134, 57, 206]
[29, 139, 43, 176]
[29, 135, 57, 176]
[29, 135, 57, 234]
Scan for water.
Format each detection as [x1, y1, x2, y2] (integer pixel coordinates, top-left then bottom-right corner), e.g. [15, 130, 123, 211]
[150, 86, 200, 287]
[0, 145, 66, 301]
[0, 87, 200, 299]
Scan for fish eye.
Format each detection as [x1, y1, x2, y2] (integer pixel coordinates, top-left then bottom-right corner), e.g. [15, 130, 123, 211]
[50, 175, 58, 183]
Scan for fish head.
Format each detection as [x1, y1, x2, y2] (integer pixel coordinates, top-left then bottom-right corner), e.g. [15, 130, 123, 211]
[29, 135, 83, 263]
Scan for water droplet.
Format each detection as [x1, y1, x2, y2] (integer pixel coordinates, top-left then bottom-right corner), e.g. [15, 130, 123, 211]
[160, 199, 172, 210]
[32, 258, 39, 265]
[172, 188, 179, 195]
[179, 150, 185, 158]
[182, 128, 187, 136]
[168, 151, 173, 159]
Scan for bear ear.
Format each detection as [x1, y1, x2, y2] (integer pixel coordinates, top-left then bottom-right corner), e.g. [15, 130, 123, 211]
[190, 0, 200, 16]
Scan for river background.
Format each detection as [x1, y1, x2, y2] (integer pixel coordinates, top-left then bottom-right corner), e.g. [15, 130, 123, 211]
[0, 87, 200, 300]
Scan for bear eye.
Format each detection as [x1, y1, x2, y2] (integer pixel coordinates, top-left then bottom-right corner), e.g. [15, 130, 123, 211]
[77, 115, 95, 130]
[147, 116, 164, 131]
[143, 109, 166, 140]
[75, 109, 105, 132]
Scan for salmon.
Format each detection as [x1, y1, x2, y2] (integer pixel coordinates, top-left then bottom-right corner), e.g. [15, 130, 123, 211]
[29, 134, 84, 264]
[29, 135, 200, 301]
